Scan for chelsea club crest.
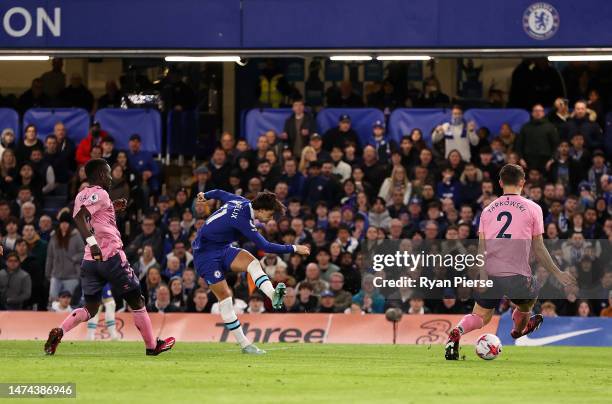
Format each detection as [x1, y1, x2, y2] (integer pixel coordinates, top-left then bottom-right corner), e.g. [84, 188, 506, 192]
[523, 2, 560, 40]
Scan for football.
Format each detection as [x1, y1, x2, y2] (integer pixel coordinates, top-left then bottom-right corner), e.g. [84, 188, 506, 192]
[475, 334, 503, 360]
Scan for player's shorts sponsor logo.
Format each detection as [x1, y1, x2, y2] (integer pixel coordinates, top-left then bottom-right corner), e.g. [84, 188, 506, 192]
[523, 2, 560, 40]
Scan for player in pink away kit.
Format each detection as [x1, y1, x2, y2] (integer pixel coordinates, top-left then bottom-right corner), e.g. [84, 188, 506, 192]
[445, 164, 575, 360]
[44, 159, 175, 355]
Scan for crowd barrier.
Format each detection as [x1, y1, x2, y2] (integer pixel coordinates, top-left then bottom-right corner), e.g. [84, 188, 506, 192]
[2, 312, 609, 346]
[2, 312, 497, 345]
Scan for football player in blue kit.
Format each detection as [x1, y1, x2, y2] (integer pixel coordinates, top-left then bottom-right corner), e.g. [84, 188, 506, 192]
[193, 190, 310, 354]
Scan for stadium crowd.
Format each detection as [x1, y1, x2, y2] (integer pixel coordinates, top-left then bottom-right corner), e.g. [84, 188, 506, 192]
[0, 61, 611, 320]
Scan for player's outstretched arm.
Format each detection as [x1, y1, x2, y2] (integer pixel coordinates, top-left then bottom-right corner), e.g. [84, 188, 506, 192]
[236, 213, 310, 256]
[532, 234, 576, 287]
[202, 189, 240, 203]
[74, 206, 103, 261]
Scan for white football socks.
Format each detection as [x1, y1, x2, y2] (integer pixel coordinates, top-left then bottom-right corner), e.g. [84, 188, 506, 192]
[219, 297, 250, 348]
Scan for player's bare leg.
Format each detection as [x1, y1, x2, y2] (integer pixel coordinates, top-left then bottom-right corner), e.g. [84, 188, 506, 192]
[209, 280, 265, 355]
[511, 299, 543, 339]
[231, 250, 286, 309]
[445, 304, 494, 360]
[45, 301, 99, 355]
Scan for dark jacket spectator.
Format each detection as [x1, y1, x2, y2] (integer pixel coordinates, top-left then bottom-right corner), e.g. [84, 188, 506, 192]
[0, 252, 32, 310]
[283, 100, 317, 157]
[515, 105, 559, 173]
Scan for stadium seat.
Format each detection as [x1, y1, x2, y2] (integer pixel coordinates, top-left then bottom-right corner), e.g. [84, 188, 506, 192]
[0, 108, 19, 135]
[167, 110, 199, 155]
[316, 108, 385, 147]
[23, 108, 90, 143]
[95, 108, 162, 154]
[464, 108, 530, 137]
[388, 108, 450, 146]
[244, 108, 293, 148]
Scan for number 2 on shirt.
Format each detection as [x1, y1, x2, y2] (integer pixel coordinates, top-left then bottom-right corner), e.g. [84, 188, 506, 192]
[496, 211, 512, 239]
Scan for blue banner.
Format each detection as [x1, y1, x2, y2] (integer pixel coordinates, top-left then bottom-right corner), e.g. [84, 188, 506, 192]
[94, 109, 161, 154]
[498, 313, 612, 347]
[244, 108, 293, 149]
[23, 108, 89, 142]
[0, 0, 240, 48]
[0, 1, 609, 49]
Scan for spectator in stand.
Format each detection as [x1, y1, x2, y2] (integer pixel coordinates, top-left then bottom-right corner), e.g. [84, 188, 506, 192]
[127, 133, 160, 198]
[600, 291, 612, 317]
[126, 215, 163, 262]
[208, 148, 231, 191]
[0, 251, 32, 310]
[0, 148, 18, 197]
[352, 274, 385, 314]
[416, 77, 450, 107]
[515, 104, 560, 174]
[97, 80, 123, 109]
[323, 115, 361, 152]
[187, 288, 210, 313]
[546, 97, 570, 140]
[378, 165, 412, 206]
[75, 122, 108, 166]
[50, 290, 72, 313]
[29, 148, 56, 195]
[40, 58, 65, 104]
[246, 292, 266, 314]
[21, 224, 47, 309]
[327, 81, 364, 108]
[52, 122, 76, 173]
[168, 277, 186, 311]
[293, 282, 318, 312]
[283, 97, 317, 157]
[44, 135, 71, 184]
[147, 284, 181, 313]
[328, 272, 352, 311]
[567, 100, 603, 149]
[159, 67, 197, 111]
[367, 120, 397, 162]
[190, 165, 211, 197]
[16, 163, 43, 203]
[17, 78, 50, 114]
[45, 212, 83, 303]
[133, 244, 158, 281]
[0, 128, 15, 157]
[100, 136, 118, 167]
[432, 105, 479, 162]
[140, 266, 162, 306]
[16, 124, 44, 163]
[59, 73, 94, 112]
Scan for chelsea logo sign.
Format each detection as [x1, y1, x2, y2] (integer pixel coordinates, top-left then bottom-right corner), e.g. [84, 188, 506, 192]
[523, 2, 560, 40]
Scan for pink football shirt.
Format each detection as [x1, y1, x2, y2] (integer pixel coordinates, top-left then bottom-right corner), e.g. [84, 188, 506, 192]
[478, 193, 544, 277]
[73, 185, 123, 261]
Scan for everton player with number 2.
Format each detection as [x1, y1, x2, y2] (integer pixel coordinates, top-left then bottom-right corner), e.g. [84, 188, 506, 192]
[445, 164, 576, 360]
[44, 159, 175, 356]
[193, 189, 310, 354]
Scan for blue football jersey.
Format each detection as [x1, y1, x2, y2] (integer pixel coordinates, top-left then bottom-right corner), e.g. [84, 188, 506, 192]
[192, 189, 294, 255]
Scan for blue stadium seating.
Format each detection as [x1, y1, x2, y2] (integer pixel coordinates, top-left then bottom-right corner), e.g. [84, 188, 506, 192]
[388, 108, 450, 146]
[95, 108, 162, 154]
[23, 108, 90, 143]
[316, 108, 385, 147]
[464, 108, 530, 137]
[0, 108, 19, 136]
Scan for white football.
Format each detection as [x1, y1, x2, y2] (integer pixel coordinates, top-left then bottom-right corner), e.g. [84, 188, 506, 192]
[475, 333, 502, 360]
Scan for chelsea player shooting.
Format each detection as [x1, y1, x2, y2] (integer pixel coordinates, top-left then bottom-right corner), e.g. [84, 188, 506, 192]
[194, 189, 310, 354]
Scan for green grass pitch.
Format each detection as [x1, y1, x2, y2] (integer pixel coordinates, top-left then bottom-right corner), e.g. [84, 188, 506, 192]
[0, 341, 610, 403]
